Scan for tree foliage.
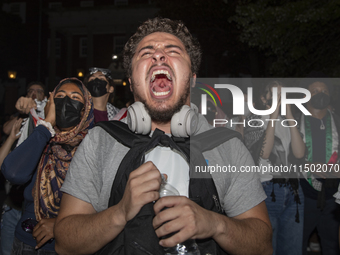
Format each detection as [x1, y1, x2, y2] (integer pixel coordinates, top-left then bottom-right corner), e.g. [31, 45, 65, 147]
[231, 0, 340, 76]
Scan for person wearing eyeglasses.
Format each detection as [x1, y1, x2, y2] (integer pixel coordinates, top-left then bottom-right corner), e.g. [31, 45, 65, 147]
[83, 67, 127, 123]
[1, 78, 94, 254]
[3, 82, 47, 136]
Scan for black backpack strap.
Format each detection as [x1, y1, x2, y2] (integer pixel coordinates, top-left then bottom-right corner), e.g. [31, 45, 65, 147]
[96, 121, 143, 148]
[192, 127, 242, 152]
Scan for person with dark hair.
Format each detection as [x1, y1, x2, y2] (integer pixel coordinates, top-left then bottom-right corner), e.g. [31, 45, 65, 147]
[298, 79, 340, 255]
[3, 81, 46, 136]
[244, 80, 306, 255]
[1, 81, 47, 255]
[54, 18, 272, 255]
[83, 67, 125, 123]
[26, 81, 46, 101]
[1, 78, 94, 253]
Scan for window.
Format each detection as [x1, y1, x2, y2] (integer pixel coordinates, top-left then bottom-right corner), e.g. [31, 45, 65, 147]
[10, 3, 20, 14]
[79, 38, 88, 57]
[114, 0, 128, 5]
[49, 2, 62, 9]
[47, 38, 61, 58]
[2, 3, 26, 23]
[80, 1, 94, 7]
[114, 36, 126, 54]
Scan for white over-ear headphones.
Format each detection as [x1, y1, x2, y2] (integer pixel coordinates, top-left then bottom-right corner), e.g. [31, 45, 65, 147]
[127, 101, 199, 137]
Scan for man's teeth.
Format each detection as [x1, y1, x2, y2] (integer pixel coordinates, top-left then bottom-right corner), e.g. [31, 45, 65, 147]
[152, 90, 170, 96]
[151, 70, 172, 82]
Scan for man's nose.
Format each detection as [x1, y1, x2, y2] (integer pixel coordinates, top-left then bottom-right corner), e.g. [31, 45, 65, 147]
[152, 49, 166, 63]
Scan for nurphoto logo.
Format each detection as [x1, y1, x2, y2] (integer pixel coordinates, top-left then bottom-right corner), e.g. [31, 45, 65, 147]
[194, 78, 313, 128]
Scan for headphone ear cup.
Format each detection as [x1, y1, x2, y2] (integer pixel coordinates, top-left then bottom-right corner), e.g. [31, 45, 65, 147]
[171, 105, 199, 137]
[127, 102, 151, 135]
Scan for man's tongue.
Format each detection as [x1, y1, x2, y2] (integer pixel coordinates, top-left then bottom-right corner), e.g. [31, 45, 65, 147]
[151, 75, 172, 97]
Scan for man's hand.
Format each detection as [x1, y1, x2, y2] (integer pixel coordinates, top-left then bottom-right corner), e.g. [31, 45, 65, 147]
[44, 92, 56, 127]
[8, 118, 22, 141]
[153, 196, 216, 247]
[32, 218, 56, 249]
[285, 103, 294, 119]
[15, 97, 37, 114]
[117, 161, 162, 223]
[269, 89, 281, 119]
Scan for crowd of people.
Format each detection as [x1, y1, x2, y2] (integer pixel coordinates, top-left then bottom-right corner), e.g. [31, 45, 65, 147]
[0, 17, 338, 255]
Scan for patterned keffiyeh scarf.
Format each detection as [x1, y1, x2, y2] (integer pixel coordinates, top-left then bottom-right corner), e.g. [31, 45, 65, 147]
[300, 110, 338, 191]
[33, 78, 94, 220]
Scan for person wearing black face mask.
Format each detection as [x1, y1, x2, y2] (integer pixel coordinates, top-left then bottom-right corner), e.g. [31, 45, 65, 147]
[298, 80, 340, 255]
[84, 67, 128, 123]
[1, 78, 94, 254]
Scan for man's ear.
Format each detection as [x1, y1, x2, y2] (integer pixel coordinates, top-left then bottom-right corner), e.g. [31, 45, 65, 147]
[129, 78, 133, 92]
[191, 74, 197, 87]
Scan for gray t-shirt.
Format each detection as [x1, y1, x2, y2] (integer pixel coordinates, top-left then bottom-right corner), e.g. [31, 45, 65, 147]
[61, 115, 266, 217]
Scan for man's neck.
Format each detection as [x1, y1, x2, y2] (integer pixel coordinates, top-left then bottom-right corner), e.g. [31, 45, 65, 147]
[307, 104, 328, 119]
[92, 95, 109, 111]
[151, 122, 171, 134]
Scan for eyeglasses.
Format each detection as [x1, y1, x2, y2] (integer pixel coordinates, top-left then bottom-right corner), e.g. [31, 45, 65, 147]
[89, 67, 112, 80]
[21, 218, 38, 233]
[27, 89, 44, 95]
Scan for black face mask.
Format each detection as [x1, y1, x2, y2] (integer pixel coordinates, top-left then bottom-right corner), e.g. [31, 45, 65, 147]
[310, 92, 330, 110]
[54, 96, 84, 129]
[87, 78, 108, 97]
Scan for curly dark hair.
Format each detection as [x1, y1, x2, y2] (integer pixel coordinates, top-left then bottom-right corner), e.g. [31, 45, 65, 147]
[123, 17, 201, 78]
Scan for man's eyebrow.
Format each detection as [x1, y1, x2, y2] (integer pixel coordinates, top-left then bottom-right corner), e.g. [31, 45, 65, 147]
[165, 44, 183, 51]
[137, 44, 184, 54]
[138, 45, 154, 54]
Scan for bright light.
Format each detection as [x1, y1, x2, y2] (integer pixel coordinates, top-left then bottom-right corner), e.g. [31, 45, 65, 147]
[112, 55, 118, 59]
[77, 69, 84, 78]
[8, 70, 17, 79]
[123, 81, 127, 86]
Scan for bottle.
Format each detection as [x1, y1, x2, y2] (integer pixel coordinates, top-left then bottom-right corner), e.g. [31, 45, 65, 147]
[159, 174, 201, 255]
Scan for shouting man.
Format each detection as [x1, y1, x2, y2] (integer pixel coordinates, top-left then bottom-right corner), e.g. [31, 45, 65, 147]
[54, 18, 272, 255]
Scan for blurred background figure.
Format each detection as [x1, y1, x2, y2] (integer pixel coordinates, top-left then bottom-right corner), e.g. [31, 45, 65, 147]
[3, 81, 46, 137]
[0, 118, 22, 255]
[0, 82, 47, 255]
[84, 67, 126, 123]
[299, 76, 340, 255]
[244, 80, 305, 255]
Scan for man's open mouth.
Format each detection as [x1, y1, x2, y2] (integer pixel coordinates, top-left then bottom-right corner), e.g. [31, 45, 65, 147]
[150, 69, 173, 98]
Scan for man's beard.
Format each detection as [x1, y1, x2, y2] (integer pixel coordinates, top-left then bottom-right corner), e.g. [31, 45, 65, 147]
[131, 77, 190, 124]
